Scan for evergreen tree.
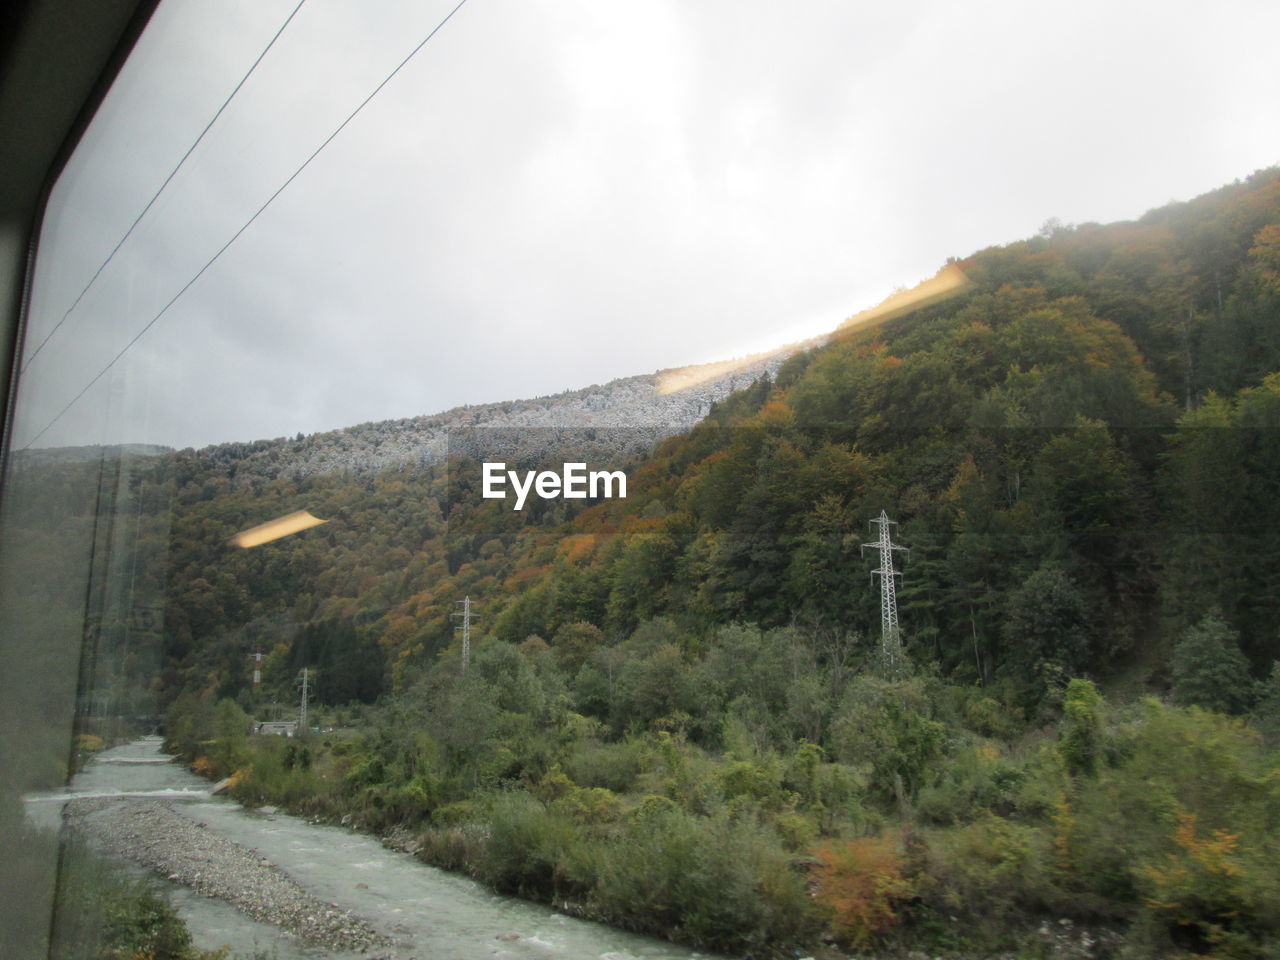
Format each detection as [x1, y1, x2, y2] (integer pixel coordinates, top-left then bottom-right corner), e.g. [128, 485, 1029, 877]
[1251, 661, 1280, 743]
[1171, 610, 1256, 714]
[1002, 565, 1090, 680]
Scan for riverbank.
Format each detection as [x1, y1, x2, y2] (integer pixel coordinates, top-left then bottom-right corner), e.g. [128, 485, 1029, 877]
[64, 796, 391, 956]
[56, 739, 718, 960]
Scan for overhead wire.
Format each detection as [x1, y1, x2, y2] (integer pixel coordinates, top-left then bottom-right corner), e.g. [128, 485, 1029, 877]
[19, 0, 473, 451]
[21, 0, 311, 375]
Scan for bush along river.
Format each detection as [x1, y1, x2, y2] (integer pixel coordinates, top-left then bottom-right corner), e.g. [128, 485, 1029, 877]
[29, 738, 721, 960]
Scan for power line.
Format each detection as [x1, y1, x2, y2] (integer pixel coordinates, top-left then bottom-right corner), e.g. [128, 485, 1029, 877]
[17, 0, 473, 451]
[21, 0, 310, 376]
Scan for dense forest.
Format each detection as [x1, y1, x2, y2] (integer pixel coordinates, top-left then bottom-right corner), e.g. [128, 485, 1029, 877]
[42, 168, 1280, 957]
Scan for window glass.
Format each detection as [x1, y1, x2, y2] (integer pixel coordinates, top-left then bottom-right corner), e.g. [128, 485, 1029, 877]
[4, 1, 1280, 958]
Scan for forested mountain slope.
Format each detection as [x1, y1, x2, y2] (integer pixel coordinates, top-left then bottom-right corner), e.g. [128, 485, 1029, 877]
[147, 167, 1280, 704]
[60, 168, 1280, 957]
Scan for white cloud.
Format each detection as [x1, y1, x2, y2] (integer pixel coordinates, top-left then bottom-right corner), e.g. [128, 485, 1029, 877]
[15, 0, 1280, 449]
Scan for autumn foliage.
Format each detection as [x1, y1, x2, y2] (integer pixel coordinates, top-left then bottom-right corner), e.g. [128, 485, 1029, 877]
[138, 168, 1280, 957]
[1140, 809, 1248, 937]
[813, 833, 912, 949]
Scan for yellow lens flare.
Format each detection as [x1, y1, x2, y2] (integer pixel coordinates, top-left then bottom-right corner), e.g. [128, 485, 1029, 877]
[230, 509, 328, 548]
[837, 262, 972, 334]
[655, 351, 785, 395]
[655, 264, 971, 396]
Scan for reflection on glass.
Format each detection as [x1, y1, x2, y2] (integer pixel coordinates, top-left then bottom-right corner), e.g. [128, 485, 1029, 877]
[4, 0, 1280, 956]
[230, 509, 327, 548]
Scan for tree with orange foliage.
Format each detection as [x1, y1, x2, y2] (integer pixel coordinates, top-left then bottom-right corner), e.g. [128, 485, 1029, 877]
[813, 833, 912, 950]
[1139, 808, 1248, 938]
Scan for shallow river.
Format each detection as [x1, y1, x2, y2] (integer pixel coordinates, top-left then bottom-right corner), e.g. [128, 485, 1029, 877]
[28, 738, 720, 960]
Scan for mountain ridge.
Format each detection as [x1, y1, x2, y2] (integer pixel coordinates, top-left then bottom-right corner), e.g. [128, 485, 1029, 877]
[183, 338, 821, 480]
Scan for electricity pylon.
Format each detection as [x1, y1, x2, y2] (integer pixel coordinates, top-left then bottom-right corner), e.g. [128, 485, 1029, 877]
[248, 647, 262, 690]
[863, 510, 908, 672]
[296, 667, 314, 730]
[452, 596, 474, 674]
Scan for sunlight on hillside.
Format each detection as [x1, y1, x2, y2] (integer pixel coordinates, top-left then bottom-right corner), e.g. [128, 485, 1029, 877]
[837, 262, 973, 333]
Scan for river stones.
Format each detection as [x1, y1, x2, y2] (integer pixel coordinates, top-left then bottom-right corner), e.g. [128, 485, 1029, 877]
[64, 797, 390, 954]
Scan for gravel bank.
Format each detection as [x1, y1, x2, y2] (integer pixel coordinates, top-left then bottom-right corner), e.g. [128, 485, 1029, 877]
[65, 798, 391, 955]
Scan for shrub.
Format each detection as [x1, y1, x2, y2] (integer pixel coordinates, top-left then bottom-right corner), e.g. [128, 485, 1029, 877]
[100, 885, 199, 960]
[1061, 699, 1280, 942]
[772, 809, 819, 850]
[830, 676, 944, 804]
[812, 833, 912, 950]
[718, 758, 783, 806]
[416, 824, 486, 871]
[343, 752, 386, 789]
[1133, 807, 1280, 957]
[922, 817, 1051, 929]
[477, 791, 583, 900]
[1058, 678, 1105, 776]
[963, 694, 1019, 739]
[51, 845, 210, 960]
[564, 737, 650, 793]
[190, 754, 216, 778]
[381, 779, 434, 825]
[916, 740, 1022, 825]
[594, 806, 819, 954]
[1138, 810, 1247, 933]
[553, 786, 622, 826]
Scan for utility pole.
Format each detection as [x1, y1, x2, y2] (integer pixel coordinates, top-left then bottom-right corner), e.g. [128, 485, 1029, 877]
[452, 596, 474, 674]
[863, 510, 908, 672]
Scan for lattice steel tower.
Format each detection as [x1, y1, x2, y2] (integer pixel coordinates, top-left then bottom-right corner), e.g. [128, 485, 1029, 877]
[296, 667, 313, 729]
[863, 510, 908, 668]
[453, 596, 474, 674]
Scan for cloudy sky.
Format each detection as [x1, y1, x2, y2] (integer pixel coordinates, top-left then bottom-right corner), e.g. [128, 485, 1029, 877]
[12, 0, 1280, 451]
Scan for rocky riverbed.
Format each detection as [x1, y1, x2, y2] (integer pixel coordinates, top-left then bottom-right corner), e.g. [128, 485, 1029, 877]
[64, 797, 391, 955]
[47, 739, 717, 960]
